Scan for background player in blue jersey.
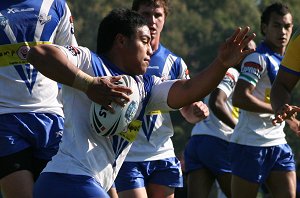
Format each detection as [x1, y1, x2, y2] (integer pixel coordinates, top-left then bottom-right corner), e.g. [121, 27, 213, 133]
[230, 3, 297, 197]
[184, 39, 256, 198]
[26, 8, 254, 198]
[115, 1, 209, 197]
[0, 1, 78, 198]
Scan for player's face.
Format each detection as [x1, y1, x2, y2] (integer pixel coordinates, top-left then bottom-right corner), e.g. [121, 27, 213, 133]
[123, 25, 152, 75]
[137, 4, 165, 44]
[262, 12, 293, 53]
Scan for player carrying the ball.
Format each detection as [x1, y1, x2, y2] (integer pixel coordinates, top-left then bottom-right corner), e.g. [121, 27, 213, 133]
[27, 8, 255, 198]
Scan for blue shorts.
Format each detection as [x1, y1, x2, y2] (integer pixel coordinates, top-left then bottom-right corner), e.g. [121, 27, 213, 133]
[34, 172, 109, 198]
[184, 135, 231, 175]
[0, 113, 63, 159]
[229, 143, 295, 184]
[115, 157, 183, 192]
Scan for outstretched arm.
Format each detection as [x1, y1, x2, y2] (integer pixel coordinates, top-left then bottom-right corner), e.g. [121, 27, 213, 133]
[167, 27, 255, 109]
[27, 45, 132, 112]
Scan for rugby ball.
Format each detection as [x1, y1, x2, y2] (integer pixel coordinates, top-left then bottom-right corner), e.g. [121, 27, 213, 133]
[90, 75, 140, 137]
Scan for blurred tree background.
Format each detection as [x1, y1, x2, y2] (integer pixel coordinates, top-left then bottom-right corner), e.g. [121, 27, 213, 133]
[69, 0, 300, 159]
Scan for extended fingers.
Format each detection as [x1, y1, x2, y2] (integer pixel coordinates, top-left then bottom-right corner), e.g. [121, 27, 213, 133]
[241, 33, 256, 53]
[227, 27, 256, 52]
[272, 104, 299, 125]
[234, 27, 250, 44]
[290, 105, 300, 113]
[272, 115, 284, 125]
[226, 27, 242, 43]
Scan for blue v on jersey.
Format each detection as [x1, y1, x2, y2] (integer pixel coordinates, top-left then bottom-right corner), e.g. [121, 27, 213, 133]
[126, 44, 189, 161]
[43, 45, 178, 191]
[0, 0, 77, 115]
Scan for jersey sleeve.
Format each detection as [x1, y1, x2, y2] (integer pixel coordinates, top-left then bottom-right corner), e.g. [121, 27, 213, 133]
[56, 45, 92, 72]
[238, 52, 266, 86]
[281, 29, 300, 75]
[145, 76, 178, 113]
[53, 2, 78, 46]
[177, 58, 190, 80]
[217, 68, 239, 97]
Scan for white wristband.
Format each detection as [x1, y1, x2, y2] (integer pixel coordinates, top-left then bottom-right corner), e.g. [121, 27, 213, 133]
[72, 70, 94, 93]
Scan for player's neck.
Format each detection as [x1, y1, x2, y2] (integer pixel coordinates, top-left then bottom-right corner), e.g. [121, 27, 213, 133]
[264, 40, 286, 56]
[103, 51, 127, 73]
[151, 37, 160, 52]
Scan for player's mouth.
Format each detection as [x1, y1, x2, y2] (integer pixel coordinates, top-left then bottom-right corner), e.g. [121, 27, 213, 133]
[278, 37, 287, 42]
[144, 58, 150, 65]
[149, 27, 156, 35]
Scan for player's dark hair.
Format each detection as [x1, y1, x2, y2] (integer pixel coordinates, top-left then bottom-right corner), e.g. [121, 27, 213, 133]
[97, 8, 147, 54]
[132, 0, 169, 17]
[260, 2, 291, 36]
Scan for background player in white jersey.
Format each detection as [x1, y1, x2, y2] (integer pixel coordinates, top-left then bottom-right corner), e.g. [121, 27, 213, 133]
[0, 1, 77, 198]
[26, 8, 255, 198]
[230, 3, 297, 197]
[184, 39, 256, 198]
[271, 27, 300, 134]
[115, 1, 208, 197]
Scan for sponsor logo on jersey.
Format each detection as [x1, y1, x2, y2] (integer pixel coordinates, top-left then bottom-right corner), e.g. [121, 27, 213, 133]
[0, 16, 8, 29]
[0, 42, 51, 66]
[147, 66, 159, 69]
[7, 7, 34, 14]
[37, 13, 52, 25]
[223, 72, 236, 88]
[56, 131, 63, 138]
[17, 45, 30, 60]
[64, 45, 80, 56]
[244, 61, 263, 71]
[242, 61, 262, 76]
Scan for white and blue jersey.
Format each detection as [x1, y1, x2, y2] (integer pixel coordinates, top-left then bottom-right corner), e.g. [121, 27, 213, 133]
[183, 68, 239, 176]
[125, 44, 189, 161]
[230, 42, 286, 146]
[0, 0, 77, 115]
[42, 45, 177, 191]
[191, 68, 239, 141]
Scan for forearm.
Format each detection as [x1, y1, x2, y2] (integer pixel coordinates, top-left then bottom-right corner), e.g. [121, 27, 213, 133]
[235, 95, 273, 114]
[27, 44, 93, 92]
[271, 69, 299, 113]
[168, 26, 255, 109]
[270, 84, 291, 113]
[27, 45, 78, 84]
[211, 106, 236, 129]
[168, 58, 227, 109]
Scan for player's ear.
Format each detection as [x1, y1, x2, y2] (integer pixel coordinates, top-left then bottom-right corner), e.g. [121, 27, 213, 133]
[261, 23, 267, 35]
[115, 33, 128, 48]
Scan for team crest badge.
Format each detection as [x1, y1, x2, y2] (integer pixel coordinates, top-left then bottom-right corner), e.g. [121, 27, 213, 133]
[37, 13, 51, 25]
